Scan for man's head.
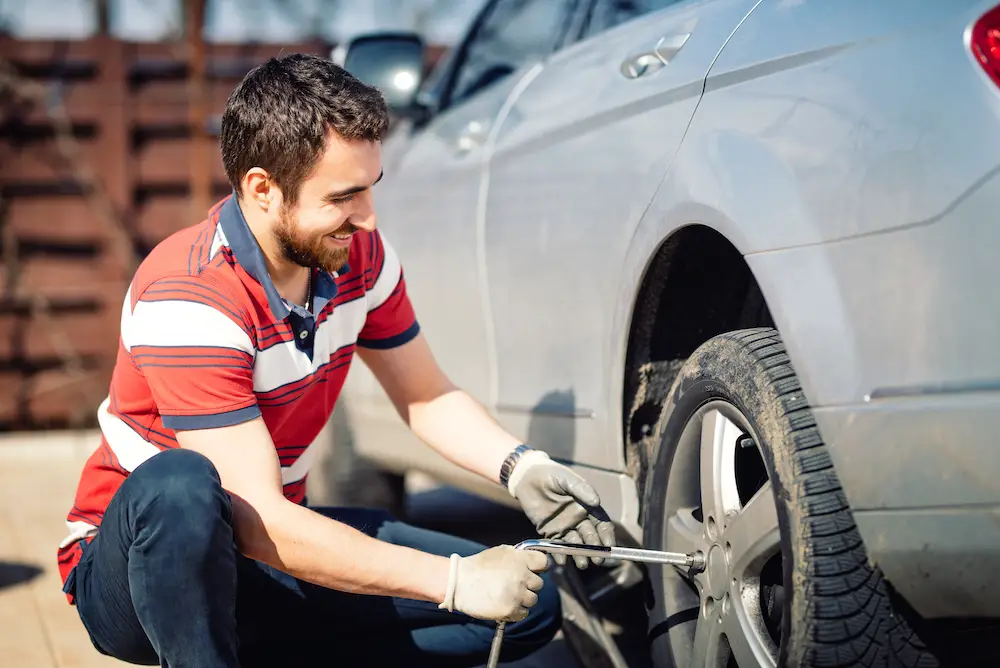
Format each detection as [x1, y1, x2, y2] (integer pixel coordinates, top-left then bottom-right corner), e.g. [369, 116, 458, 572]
[220, 53, 389, 273]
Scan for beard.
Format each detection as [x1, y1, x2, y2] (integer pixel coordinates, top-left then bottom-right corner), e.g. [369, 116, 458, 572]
[274, 204, 352, 274]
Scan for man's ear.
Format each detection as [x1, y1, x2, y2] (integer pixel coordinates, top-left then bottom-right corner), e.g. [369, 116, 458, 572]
[243, 168, 276, 213]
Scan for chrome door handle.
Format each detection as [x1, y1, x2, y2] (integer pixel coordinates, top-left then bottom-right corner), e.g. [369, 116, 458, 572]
[456, 119, 489, 153]
[619, 33, 691, 79]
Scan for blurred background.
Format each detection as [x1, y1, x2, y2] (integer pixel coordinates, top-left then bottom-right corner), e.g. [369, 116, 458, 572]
[0, 0, 483, 431]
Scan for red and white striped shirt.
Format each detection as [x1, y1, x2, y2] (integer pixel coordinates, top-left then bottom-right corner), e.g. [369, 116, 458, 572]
[57, 195, 419, 601]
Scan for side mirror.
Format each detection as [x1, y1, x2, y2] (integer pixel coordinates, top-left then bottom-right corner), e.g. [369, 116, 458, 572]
[339, 32, 427, 116]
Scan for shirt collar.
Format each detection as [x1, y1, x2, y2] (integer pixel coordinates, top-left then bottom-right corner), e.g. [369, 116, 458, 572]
[218, 193, 345, 321]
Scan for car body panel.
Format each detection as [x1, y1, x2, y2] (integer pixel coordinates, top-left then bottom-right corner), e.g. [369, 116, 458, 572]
[749, 176, 1000, 616]
[745, 166, 1000, 410]
[670, 0, 997, 253]
[484, 0, 761, 471]
[815, 392, 1000, 618]
[634, 0, 1000, 408]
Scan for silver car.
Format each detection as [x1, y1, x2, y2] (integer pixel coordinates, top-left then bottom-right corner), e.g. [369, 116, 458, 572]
[326, 1, 1000, 666]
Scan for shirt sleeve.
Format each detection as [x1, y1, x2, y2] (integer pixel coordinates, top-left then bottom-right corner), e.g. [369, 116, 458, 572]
[125, 275, 260, 430]
[357, 230, 421, 349]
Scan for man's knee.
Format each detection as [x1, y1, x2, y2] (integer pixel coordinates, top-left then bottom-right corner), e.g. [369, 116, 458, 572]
[126, 448, 231, 537]
[506, 570, 562, 653]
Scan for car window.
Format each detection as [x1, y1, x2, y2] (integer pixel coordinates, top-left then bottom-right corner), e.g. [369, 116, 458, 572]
[583, 0, 681, 38]
[446, 0, 580, 109]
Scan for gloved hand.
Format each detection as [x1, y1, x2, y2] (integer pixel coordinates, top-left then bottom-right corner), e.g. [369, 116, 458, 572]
[507, 449, 616, 569]
[438, 545, 549, 622]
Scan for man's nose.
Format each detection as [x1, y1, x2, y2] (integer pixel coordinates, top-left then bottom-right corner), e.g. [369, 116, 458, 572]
[347, 192, 377, 232]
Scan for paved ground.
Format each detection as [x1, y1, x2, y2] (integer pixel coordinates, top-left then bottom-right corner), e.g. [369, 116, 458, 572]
[0, 430, 581, 668]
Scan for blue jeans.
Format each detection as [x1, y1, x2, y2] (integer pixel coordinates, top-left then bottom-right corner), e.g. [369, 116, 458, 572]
[65, 449, 561, 667]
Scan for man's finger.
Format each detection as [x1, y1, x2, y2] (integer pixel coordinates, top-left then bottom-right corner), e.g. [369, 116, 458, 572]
[596, 519, 616, 549]
[563, 529, 589, 570]
[577, 519, 601, 546]
[524, 550, 549, 573]
[557, 472, 601, 508]
[520, 589, 539, 610]
[576, 518, 605, 565]
[508, 606, 529, 623]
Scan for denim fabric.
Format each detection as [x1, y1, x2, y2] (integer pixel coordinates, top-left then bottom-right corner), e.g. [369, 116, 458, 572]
[68, 449, 560, 668]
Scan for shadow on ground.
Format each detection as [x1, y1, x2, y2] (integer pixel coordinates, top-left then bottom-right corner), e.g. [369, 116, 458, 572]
[0, 561, 43, 590]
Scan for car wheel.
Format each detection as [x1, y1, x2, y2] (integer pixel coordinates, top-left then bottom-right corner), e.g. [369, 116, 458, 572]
[642, 328, 937, 668]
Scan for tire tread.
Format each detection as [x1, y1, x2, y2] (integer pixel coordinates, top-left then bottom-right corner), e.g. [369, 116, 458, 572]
[722, 329, 936, 668]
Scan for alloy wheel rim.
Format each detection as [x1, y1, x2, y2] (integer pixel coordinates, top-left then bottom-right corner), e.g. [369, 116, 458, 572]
[659, 400, 783, 668]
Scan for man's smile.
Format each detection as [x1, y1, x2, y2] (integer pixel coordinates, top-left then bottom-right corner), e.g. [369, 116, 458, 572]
[326, 231, 354, 247]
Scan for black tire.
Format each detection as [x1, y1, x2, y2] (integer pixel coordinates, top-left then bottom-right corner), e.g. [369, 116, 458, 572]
[642, 328, 937, 668]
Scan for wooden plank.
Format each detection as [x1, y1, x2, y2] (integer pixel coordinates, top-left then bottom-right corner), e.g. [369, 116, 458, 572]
[15, 255, 123, 302]
[135, 195, 207, 242]
[133, 88, 231, 125]
[0, 136, 104, 183]
[94, 40, 130, 213]
[27, 366, 109, 425]
[4, 84, 111, 125]
[2, 38, 432, 75]
[129, 39, 327, 66]
[131, 78, 242, 112]
[0, 371, 24, 425]
[0, 38, 106, 63]
[0, 368, 105, 427]
[4, 197, 109, 244]
[0, 309, 119, 363]
[136, 139, 226, 185]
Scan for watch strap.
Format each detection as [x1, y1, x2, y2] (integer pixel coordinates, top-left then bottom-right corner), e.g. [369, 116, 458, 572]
[499, 444, 533, 489]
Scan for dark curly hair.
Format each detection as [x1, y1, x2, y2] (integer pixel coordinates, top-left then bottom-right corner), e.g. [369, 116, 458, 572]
[220, 53, 389, 204]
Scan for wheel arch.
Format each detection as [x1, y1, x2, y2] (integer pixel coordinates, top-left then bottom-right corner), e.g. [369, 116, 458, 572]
[615, 222, 776, 523]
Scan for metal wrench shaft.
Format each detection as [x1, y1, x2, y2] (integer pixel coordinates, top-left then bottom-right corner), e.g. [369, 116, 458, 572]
[517, 539, 705, 567]
[486, 539, 704, 668]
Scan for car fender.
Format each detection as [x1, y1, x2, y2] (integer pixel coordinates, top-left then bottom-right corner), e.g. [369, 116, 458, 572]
[608, 129, 843, 453]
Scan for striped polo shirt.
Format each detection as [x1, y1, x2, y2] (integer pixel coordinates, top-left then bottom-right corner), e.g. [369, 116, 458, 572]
[57, 194, 419, 601]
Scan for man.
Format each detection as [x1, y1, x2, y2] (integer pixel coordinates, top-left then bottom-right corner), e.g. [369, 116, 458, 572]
[56, 54, 616, 667]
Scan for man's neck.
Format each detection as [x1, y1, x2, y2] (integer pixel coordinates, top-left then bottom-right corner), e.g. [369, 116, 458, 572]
[237, 198, 310, 304]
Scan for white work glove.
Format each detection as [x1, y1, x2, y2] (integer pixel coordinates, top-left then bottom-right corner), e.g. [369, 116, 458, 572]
[508, 450, 616, 570]
[438, 545, 548, 622]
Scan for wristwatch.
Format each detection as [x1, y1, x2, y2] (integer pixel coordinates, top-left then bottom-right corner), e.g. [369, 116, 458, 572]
[499, 444, 533, 489]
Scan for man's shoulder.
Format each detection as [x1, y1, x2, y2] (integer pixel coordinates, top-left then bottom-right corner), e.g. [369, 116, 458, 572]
[131, 220, 244, 305]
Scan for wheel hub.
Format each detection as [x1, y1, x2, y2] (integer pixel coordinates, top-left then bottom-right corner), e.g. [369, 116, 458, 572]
[705, 542, 729, 600]
[656, 400, 784, 668]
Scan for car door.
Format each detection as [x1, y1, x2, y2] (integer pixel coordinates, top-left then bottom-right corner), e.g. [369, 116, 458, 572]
[483, 0, 762, 469]
[341, 0, 585, 412]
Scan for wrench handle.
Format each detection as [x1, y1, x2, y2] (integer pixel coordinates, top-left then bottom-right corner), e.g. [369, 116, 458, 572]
[486, 538, 704, 667]
[487, 620, 507, 668]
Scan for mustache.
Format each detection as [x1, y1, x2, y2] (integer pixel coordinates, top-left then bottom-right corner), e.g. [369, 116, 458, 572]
[329, 222, 360, 237]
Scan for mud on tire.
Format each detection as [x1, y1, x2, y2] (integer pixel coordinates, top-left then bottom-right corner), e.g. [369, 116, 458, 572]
[641, 327, 937, 668]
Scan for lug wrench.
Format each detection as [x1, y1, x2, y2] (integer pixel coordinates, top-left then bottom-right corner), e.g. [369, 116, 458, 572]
[486, 539, 706, 668]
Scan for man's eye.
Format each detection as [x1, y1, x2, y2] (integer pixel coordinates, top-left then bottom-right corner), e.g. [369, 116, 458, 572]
[332, 194, 355, 205]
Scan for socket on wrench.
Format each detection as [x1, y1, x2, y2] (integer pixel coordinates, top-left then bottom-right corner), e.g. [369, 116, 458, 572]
[486, 539, 705, 668]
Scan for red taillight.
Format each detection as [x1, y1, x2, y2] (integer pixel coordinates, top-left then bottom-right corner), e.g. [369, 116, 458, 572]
[971, 6, 1000, 87]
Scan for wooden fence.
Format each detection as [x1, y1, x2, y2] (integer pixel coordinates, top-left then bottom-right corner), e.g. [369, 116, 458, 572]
[0, 36, 441, 429]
